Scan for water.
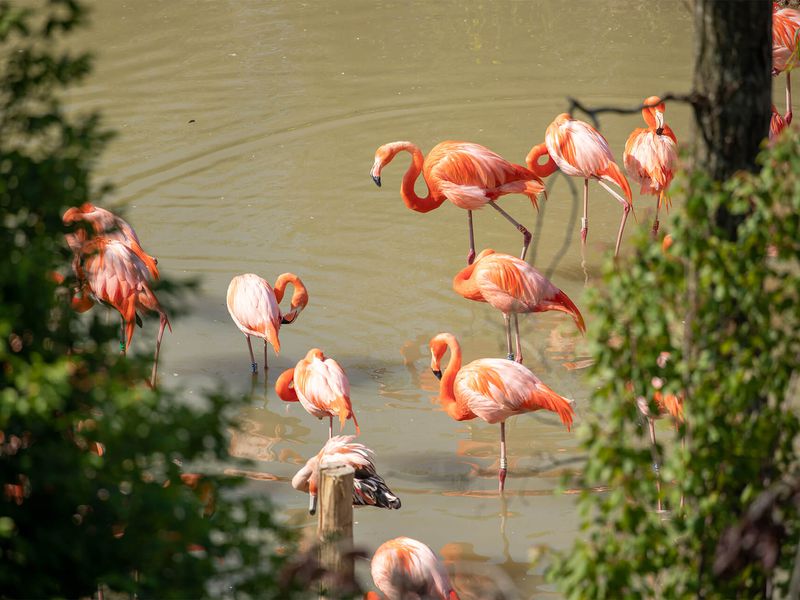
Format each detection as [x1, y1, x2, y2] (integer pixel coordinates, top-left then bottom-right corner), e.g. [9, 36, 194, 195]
[66, 1, 699, 596]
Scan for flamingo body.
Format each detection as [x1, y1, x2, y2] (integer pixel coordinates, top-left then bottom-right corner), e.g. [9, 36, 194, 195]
[370, 537, 458, 600]
[292, 435, 400, 514]
[773, 4, 800, 75]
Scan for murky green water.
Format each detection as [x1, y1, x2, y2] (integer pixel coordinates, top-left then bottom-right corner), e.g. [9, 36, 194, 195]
[66, 1, 704, 596]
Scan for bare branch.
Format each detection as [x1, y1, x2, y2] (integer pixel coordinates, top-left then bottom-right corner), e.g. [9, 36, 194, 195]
[565, 92, 708, 130]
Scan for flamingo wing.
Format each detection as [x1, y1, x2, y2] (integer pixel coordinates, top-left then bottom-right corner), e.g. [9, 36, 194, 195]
[773, 7, 800, 73]
[371, 537, 456, 600]
[474, 253, 557, 311]
[84, 240, 149, 308]
[294, 356, 353, 425]
[546, 118, 614, 178]
[623, 129, 677, 195]
[226, 274, 281, 341]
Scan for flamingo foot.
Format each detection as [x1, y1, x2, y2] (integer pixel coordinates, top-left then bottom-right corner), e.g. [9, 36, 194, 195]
[467, 248, 476, 265]
[514, 353, 523, 364]
[651, 219, 660, 237]
[250, 362, 257, 374]
[498, 468, 507, 492]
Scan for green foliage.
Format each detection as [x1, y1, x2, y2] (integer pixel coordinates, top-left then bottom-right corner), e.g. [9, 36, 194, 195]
[0, 2, 306, 597]
[548, 130, 800, 598]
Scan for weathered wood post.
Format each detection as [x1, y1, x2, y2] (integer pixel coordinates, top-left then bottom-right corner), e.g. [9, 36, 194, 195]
[317, 461, 354, 598]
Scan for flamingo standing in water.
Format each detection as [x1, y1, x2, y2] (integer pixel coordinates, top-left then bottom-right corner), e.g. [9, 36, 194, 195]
[623, 96, 678, 236]
[275, 348, 359, 438]
[429, 333, 574, 491]
[452, 249, 585, 363]
[773, 3, 800, 125]
[367, 537, 459, 600]
[371, 141, 546, 264]
[72, 237, 171, 388]
[527, 113, 633, 257]
[226, 273, 308, 373]
[292, 435, 400, 514]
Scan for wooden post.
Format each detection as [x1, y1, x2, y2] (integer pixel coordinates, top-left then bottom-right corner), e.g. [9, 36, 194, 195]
[317, 461, 354, 599]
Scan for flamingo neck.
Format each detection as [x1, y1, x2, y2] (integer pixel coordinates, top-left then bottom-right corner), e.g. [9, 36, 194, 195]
[275, 368, 299, 402]
[452, 262, 484, 302]
[643, 107, 657, 129]
[274, 273, 308, 322]
[526, 143, 558, 178]
[438, 338, 475, 421]
[388, 142, 444, 214]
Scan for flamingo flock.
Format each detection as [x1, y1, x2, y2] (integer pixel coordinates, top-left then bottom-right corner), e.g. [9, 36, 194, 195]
[58, 4, 797, 595]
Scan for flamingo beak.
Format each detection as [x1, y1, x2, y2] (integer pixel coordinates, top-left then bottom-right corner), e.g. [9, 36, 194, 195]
[371, 174, 381, 187]
[432, 369, 442, 380]
[655, 111, 665, 136]
[309, 493, 318, 515]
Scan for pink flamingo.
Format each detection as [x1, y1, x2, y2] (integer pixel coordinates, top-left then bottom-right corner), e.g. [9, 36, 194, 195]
[72, 237, 170, 387]
[292, 435, 400, 514]
[226, 273, 308, 373]
[367, 537, 459, 600]
[527, 113, 633, 257]
[429, 333, 574, 491]
[773, 3, 800, 125]
[371, 141, 546, 264]
[623, 96, 678, 235]
[770, 104, 789, 142]
[275, 348, 359, 438]
[452, 249, 585, 363]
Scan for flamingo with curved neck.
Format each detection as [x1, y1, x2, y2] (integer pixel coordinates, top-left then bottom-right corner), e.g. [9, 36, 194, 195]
[371, 140, 546, 264]
[623, 96, 678, 236]
[429, 333, 574, 491]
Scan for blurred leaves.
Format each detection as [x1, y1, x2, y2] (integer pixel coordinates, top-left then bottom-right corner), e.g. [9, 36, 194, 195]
[548, 128, 800, 598]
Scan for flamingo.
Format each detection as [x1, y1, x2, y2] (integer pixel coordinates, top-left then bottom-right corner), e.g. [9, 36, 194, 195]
[275, 348, 359, 438]
[366, 537, 459, 600]
[226, 272, 308, 374]
[63, 203, 158, 280]
[429, 333, 574, 491]
[72, 237, 171, 388]
[770, 104, 789, 142]
[292, 435, 400, 514]
[371, 140, 546, 264]
[623, 96, 678, 236]
[527, 113, 633, 257]
[773, 3, 800, 125]
[452, 249, 585, 363]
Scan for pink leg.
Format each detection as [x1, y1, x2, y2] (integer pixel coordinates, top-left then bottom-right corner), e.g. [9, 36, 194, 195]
[467, 210, 476, 264]
[652, 192, 662, 237]
[613, 204, 631, 258]
[499, 421, 508, 492]
[581, 179, 589, 243]
[513, 314, 523, 363]
[263, 339, 268, 371]
[149, 315, 169, 389]
[488, 201, 532, 261]
[503, 314, 513, 360]
[786, 71, 793, 124]
[649, 417, 662, 512]
[328, 415, 333, 439]
[246, 335, 257, 374]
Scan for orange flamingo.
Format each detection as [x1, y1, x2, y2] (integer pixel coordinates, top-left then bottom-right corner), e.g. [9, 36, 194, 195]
[63, 203, 158, 280]
[623, 96, 678, 236]
[429, 333, 574, 491]
[371, 140, 546, 264]
[72, 237, 171, 387]
[226, 273, 308, 374]
[527, 113, 633, 257]
[452, 249, 585, 363]
[773, 3, 800, 125]
[292, 435, 400, 514]
[367, 537, 459, 600]
[275, 348, 359, 438]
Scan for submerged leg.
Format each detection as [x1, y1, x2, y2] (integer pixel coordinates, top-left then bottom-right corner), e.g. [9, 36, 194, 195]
[787, 71, 793, 124]
[499, 421, 508, 492]
[467, 210, 476, 264]
[246, 335, 257, 374]
[581, 178, 589, 243]
[513, 314, 523, 363]
[649, 417, 662, 512]
[504, 314, 513, 360]
[488, 201, 532, 261]
[263, 339, 268, 371]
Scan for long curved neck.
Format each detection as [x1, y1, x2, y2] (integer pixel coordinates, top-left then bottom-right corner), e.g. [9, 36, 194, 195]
[526, 143, 558, 178]
[275, 368, 299, 402]
[438, 338, 475, 421]
[643, 108, 657, 129]
[274, 273, 308, 322]
[452, 262, 484, 302]
[391, 142, 445, 214]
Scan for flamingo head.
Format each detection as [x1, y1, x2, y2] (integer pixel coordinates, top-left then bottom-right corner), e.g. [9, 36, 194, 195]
[429, 332, 458, 380]
[291, 460, 319, 514]
[371, 141, 414, 187]
[62, 203, 95, 224]
[642, 96, 666, 134]
[305, 347, 325, 362]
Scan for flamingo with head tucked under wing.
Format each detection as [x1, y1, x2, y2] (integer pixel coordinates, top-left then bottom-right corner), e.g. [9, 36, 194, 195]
[452, 249, 585, 363]
[623, 96, 678, 236]
[367, 537, 459, 600]
[527, 113, 633, 257]
[275, 348, 359, 439]
[429, 333, 574, 492]
[371, 140, 546, 264]
[226, 272, 308, 374]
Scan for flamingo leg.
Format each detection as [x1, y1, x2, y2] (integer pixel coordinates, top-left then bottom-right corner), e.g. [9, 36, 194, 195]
[580, 178, 589, 243]
[245, 335, 257, 374]
[467, 209, 476, 265]
[503, 314, 513, 360]
[328, 415, 333, 439]
[488, 201, 532, 261]
[787, 71, 793, 124]
[499, 421, 508, 492]
[648, 417, 662, 512]
[613, 204, 631, 258]
[652, 192, 662, 237]
[120, 319, 126, 356]
[263, 339, 268, 371]
[513, 314, 523, 363]
[149, 315, 168, 389]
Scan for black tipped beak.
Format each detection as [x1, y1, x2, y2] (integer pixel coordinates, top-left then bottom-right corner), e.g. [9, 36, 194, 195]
[309, 494, 317, 515]
[372, 175, 381, 187]
[656, 127, 664, 136]
[432, 369, 442, 381]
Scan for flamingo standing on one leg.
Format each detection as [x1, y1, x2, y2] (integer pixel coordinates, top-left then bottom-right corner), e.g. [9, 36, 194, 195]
[429, 333, 574, 492]
[527, 113, 633, 257]
[275, 348, 359, 438]
[452, 249, 585, 363]
[292, 435, 400, 514]
[623, 97, 678, 236]
[773, 3, 800, 125]
[72, 237, 171, 388]
[366, 537, 459, 600]
[371, 141, 546, 264]
[226, 273, 308, 374]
